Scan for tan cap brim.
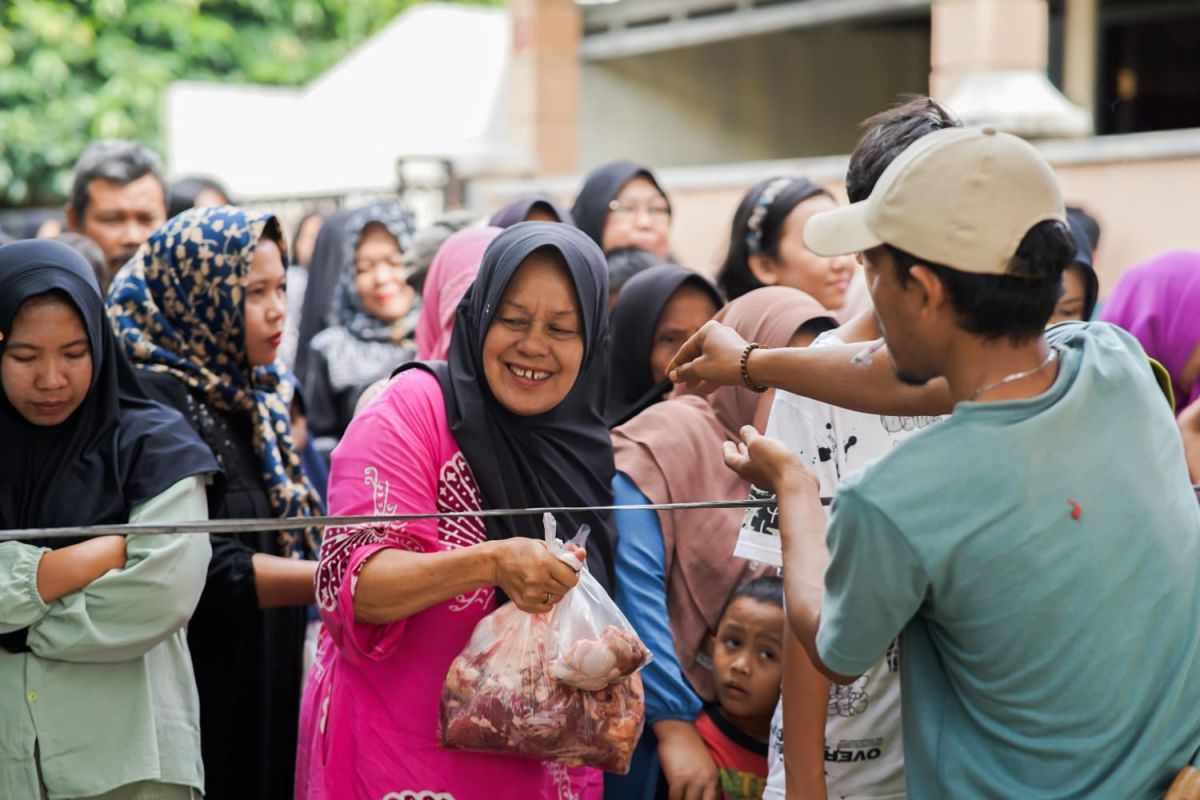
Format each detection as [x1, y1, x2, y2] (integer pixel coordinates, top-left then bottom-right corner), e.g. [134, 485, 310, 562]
[803, 201, 882, 257]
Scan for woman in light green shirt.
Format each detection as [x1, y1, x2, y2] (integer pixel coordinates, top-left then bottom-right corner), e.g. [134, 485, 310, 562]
[0, 240, 218, 799]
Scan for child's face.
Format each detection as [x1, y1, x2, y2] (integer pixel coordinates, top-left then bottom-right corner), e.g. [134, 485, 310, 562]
[711, 597, 784, 725]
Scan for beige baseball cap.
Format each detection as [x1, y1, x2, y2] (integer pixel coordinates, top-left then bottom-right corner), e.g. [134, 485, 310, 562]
[804, 126, 1066, 276]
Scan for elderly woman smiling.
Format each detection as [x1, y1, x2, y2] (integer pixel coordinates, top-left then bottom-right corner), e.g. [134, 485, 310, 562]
[297, 223, 618, 799]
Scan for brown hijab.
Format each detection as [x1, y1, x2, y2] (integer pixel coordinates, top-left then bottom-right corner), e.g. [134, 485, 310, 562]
[612, 286, 835, 698]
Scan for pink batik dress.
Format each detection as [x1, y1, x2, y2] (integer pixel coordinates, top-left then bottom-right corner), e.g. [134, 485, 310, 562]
[295, 369, 580, 800]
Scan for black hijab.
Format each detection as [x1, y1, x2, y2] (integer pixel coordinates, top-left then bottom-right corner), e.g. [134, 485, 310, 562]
[293, 207, 354, 381]
[396, 222, 616, 592]
[0, 240, 217, 540]
[1066, 211, 1100, 320]
[605, 264, 723, 427]
[489, 193, 575, 229]
[570, 160, 670, 252]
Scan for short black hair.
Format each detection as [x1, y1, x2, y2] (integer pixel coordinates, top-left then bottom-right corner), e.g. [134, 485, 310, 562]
[846, 96, 960, 204]
[885, 220, 1076, 343]
[722, 575, 784, 621]
[69, 140, 166, 222]
[606, 246, 666, 297]
[167, 176, 232, 219]
[796, 316, 838, 343]
[716, 177, 830, 300]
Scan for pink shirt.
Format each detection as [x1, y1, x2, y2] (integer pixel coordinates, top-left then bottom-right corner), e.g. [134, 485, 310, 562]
[296, 369, 578, 799]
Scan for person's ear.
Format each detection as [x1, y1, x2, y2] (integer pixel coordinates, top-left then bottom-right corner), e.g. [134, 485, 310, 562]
[747, 253, 779, 286]
[702, 633, 716, 660]
[64, 203, 79, 233]
[906, 264, 947, 320]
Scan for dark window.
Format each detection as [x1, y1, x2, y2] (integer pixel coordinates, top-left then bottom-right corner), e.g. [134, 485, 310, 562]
[1098, 0, 1200, 134]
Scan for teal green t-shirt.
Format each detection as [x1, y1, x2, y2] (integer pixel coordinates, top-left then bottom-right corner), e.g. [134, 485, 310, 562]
[816, 322, 1200, 799]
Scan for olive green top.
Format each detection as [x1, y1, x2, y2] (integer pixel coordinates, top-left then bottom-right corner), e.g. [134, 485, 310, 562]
[0, 476, 211, 799]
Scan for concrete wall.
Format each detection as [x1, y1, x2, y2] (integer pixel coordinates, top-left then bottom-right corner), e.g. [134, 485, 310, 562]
[580, 21, 931, 170]
[653, 133, 1200, 299]
[1054, 157, 1200, 297]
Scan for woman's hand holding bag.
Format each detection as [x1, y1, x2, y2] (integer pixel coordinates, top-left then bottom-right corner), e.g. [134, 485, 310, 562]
[441, 515, 652, 773]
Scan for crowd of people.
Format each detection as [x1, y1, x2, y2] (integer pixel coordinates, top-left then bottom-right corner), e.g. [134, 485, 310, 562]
[1, 94, 1199, 800]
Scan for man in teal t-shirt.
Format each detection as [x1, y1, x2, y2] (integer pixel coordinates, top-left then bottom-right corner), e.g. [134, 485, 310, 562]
[688, 126, 1200, 798]
[821, 320, 1200, 797]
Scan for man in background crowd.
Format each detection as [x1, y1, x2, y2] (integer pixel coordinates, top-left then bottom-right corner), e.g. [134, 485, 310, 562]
[65, 139, 168, 283]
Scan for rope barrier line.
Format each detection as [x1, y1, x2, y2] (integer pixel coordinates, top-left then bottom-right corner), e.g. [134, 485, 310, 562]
[0, 497, 830, 542]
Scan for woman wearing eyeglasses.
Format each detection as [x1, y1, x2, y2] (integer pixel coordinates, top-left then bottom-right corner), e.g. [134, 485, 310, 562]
[304, 203, 421, 457]
[572, 160, 673, 259]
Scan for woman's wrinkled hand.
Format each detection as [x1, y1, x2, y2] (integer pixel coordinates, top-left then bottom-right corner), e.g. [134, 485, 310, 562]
[490, 538, 582, 614]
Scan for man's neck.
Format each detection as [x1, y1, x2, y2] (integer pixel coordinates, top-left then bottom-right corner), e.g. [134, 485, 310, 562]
[943, 333, 1058, 405]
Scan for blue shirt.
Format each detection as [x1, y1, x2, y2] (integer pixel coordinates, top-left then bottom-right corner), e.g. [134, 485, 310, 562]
[817, 323, 1200, 798]
[612, 472, 704, 725]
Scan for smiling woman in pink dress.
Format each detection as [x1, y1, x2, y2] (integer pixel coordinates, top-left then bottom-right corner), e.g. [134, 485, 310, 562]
[296, 223, 618, 800]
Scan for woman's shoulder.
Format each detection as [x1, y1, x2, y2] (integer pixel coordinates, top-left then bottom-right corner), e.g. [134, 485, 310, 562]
[614, 394, 715, 438]
[134, 367, 192, 411]
[380, 367, 445, 409]
[308, 324, 347, 354]
[344, 367, 450, 447]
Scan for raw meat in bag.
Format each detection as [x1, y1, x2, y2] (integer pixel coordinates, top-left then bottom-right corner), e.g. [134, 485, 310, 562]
[440, 515, 651, 772]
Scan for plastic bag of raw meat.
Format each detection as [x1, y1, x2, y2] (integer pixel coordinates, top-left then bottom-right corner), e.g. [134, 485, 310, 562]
[542, 514, 653, 691]
[439, 514, 652, 773]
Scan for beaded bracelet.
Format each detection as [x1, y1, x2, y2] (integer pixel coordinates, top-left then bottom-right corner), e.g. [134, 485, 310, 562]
[740, 343, 768, 393]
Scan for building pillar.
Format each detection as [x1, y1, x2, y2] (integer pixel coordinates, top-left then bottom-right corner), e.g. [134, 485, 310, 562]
[1062, 0, 1098, 114]
[930, 0, 1090, 137]
[510, 0, 582, 176]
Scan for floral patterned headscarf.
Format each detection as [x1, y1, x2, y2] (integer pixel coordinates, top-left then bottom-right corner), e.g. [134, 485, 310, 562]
[106, 205, 322, 557]
[334, 201, 420, 343]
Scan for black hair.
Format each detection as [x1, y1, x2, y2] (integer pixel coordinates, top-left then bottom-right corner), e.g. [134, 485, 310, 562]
[69, 140, 166, 222]
[716, 177, 830, 300]
[167, 176, 232, 219]
[722, 575, 784, 620]
[846, 96, 960, 204]
[885, 220, 1076, 343]
[261, 216, 289, 268]
[795, 316, 838, 343]
[606, 246, 666, 298]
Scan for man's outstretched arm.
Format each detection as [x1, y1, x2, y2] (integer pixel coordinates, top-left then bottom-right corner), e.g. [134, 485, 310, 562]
[669, 319, 952, 417]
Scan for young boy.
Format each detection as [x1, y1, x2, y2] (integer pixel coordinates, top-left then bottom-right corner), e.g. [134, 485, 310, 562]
[694, 576, 786, 800]
[738, 311, 922, 800]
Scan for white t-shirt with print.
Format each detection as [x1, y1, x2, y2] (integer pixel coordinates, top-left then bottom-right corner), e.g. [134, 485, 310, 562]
[740, 333, 938, 800]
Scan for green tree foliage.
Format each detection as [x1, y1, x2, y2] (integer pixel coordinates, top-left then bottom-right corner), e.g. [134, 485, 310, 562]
[0, 0, 500, 207]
